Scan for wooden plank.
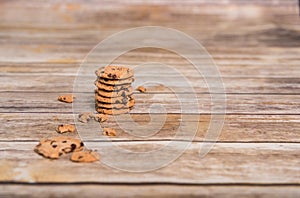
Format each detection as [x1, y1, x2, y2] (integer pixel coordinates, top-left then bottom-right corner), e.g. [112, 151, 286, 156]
[0, 0, 297, 29]
[0, 92, 299, 114]
[0, 142, 299, 184]
[0, 76, 299, 94]
[1, 62, 300, 78]
[0, 184, 299, 198]
[1, 113, 299, 142]
[1, 34, 300, 60]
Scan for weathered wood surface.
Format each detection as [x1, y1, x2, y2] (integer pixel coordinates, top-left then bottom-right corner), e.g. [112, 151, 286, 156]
[0, 92, 299, 114]
[1, 114, 300, 142]
[1, 142, 299, 184]
[0, 0, 299, 197]
[1, 75, 300, 94]
[1, 185, 299, 198]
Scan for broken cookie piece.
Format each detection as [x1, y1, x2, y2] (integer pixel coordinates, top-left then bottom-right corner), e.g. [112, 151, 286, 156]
[34, 136, 84, 159]
[136, 86, 146, 93]
[58, 94, 75, 103]
[70, 150, 99, 163]
[94, 114, 108, 123]
[56, 124, 76, 134]
[78, 112, 108, 123]
[78, 112, 94, 123]
[103, 128, 117, 137]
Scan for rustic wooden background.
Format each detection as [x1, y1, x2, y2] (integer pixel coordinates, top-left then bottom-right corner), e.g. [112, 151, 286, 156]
[0, 0, 299, 197]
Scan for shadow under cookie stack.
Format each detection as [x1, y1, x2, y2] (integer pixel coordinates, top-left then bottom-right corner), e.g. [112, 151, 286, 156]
[94, 66, 135, 115]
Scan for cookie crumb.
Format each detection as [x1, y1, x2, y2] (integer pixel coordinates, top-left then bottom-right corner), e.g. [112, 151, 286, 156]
[78, 112, 93, 123]
[94, 114, 108, 123]
[56, 124, 76, 134]
[103, 128, 117, 137]
[70, 150, 99, 163]
[58, 94, 75, 103]
[137, 86, 146, 93]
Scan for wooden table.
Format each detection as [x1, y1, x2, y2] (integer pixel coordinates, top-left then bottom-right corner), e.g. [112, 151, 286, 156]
[0, 1, 299, 197]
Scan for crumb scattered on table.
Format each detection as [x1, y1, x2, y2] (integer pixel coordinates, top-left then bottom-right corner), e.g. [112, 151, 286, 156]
[94, 113, 108, 122]
[58, 94, 75, 103]
[78, 112, 108, 123]
[56, 124, 76, 134]
[103, 128, 117, 137]
[78, 112, 94, 123]
[136, 86, 146, 93]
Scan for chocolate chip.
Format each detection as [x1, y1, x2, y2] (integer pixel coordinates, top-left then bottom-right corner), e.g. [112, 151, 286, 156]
[80, 142, 84, 147]
[52, 144, 57, 148]
[108, 73, 112, 77]
[71, 143, 77, 151]
[112, 74, 117, 79]
[50, 140, 56, 145]
[62, 140, 67, 143]
[59, 152, 63, 156]
[78, 156, 83, 159]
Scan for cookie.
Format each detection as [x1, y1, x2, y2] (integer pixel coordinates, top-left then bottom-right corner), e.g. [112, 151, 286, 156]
[95, 94, 133, 104]
[58, 94, 75, 103]
[95, 87, 133, 98]
[96, 98, 135, 109]
[97, 77, 134, 86]
[56, 124, 76, 134]
[70, 150, 99, 163]
[103, 128, 117, 136]
[96, 108, 131, 115]
[94, 81, 131, 92]
[137, 86, 146, 93]
[95, 66, 134, 80]
[34, 136, 84, 159]
[93, 113, 108, 122]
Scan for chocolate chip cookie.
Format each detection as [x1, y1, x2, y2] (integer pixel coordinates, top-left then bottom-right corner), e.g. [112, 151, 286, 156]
[96, 97, 135, 109]
[97, 76, 134, 86]
[96, 108, 131, 115]
[94, 81, 131, 92]
[95, 66, 134, 80]
[95, 94, 133, 104]
[95, 87, 133, 98]
[34, 136, 84, 159]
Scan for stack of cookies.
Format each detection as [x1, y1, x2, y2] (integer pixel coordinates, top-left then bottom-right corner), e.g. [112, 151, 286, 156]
[94, 66, 135, 115]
